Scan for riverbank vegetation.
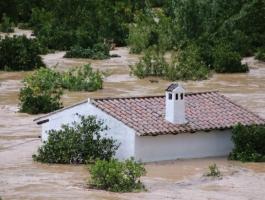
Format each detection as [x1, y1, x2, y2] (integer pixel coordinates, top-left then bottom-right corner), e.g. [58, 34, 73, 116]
[255, 48, 265, 61]
[0, 36, 45, 71]
[19, 65, 103, 114]
[0, 13, 14, 33]
[128, 0, 264, 79]
[229, 124, 265, 162]
[1, 0, 264, 78]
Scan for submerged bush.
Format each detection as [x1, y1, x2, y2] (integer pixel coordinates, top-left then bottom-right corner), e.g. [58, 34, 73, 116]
[206, 163, 221, 177]
[61, 64, 103, 91]
[212, 42, 248, 73]
[165, 44, 209, 81]
[0, 13, 14, 33]
[255, 48, 265, 61]
[89, 158, 146, 192]
[19, 65, 103, 114]
[33, 115, 119, 164]
[229, 124, 265, 162]
[130, 47, 168, 78]
[0, 36, 45, 71]
[64, 43, 110, 60]
[19, 68, 63, 114]
[130, 44, 209, 81]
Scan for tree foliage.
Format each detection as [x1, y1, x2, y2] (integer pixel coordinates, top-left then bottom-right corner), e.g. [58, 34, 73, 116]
[255, 48, 265, 61]
[128, 0, 265, 76]
[33, 115, 119, 164]
[61, 64, 103, 91]
[19, 68, 63, 114]
[0, 13, 14, 33]
[64, 43, 110, 60]
[89, 158, 146, 192]
[229, 124, 265, 162]
[0, 36, 45, 71]
[130, 44, 209, 81]
[19, 65, 103, 114]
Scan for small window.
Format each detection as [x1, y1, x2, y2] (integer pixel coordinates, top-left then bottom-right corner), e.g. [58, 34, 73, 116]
[180, 93, 184, 100]
[175, 93, 178, 100]
[169, 93, 172, 100]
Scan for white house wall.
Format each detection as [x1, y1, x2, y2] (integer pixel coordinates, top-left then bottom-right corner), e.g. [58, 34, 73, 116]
[134, 130, 234, 162]
[41, 101, 135, 160]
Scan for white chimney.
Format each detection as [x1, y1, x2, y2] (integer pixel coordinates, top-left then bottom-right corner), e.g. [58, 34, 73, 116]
[165, 83, 186, 124]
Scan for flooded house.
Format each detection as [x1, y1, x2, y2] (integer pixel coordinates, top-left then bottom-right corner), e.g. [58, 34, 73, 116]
[34, 83, 265, 162]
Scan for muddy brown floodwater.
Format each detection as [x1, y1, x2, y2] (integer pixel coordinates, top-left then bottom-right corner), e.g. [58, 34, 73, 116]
[0, 47, 265, 200]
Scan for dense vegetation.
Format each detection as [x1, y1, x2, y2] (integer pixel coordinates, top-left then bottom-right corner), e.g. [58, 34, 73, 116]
[128, 0, 265, 79]
[255, 48, 265, 61]
[64, 43, 110, 60]
[1, 0, 264, 76]
[61, 64, 103, 91]
[19, 68, 63, 114]
[130, 44, 209, 80]
[0, 13, 14, 32]
[89, 158, 146, 192]
[0, 36, 45, 71]
[33, 115, 119, 164]
[229, 124, 265, 162]
[19, 65, 103, 114]
[0, 0, 156, 57]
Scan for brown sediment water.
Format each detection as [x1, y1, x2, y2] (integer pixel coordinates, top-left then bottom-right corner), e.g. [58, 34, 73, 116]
[0, 47, 265, 199]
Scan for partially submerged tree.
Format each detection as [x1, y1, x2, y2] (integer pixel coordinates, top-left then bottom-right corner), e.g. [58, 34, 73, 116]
[89, 158, 146, 192]
[33, 115, 119, 164]
[0, 36, 45, 71]
[19, 68, 63, 114]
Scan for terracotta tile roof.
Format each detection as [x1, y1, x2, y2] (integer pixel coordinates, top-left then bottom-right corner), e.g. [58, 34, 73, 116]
[91, 91, 265, 136]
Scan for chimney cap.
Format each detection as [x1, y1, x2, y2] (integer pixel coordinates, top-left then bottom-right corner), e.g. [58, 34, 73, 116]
[165, 83, 181, 92]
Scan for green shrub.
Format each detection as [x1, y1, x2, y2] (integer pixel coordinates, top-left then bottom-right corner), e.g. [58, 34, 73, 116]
[0, 36, 45, 71]
[61, 64, 103, 91]
[206, 163, 221, 177]
[165, 44, 209, 81]
[229, 124, 265, 162]
[17, 22, 31, 29]
[0, 13, 14, 33]
[130, 47, 168, 78]
[89, 158, 146, 192]
[33, 115, 119, 164]
[255, 48, 265, 61]
[212, 42, 249, 73]
[130, 44, 209, 81]
[64, 43, 110, 60]
[19, 68, 63, 114]
[128, 12, 156, 54]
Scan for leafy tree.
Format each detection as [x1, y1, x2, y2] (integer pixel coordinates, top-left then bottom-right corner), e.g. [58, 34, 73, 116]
[33, 115, 119, 164]
[19, 68, 63, 114]
[0, 13, 14, 33]
[89, 158, 146, 192]
[130, 44, 209, 80]
[229, 124, 265, 162]
[61, 64, 103, 91]
[0, 36, 45, 71]
[255, 48, 265, 61]
[213, 42, 248, 73]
